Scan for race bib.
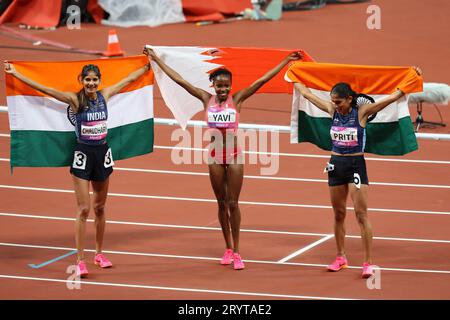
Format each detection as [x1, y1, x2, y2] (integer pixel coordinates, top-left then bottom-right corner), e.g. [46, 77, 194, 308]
[72, 151, 87, 170]
[104, 148, 114, 168]
[330, 126, 358, 147]
[81, 121, 107, 140]
[207, 109, 237, 128]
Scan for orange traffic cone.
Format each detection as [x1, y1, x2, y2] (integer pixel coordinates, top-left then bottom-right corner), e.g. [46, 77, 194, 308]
[102, 29, 124, 57]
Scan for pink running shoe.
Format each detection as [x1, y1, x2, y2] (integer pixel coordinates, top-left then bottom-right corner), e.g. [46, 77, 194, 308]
[362, 262, 375, 278]
[220, 249, 234, 265]
[327, 256, 348, 272]
[76, 261, 88, 278]
[233, 253, 245, 270]
[94, 253, 113, 268]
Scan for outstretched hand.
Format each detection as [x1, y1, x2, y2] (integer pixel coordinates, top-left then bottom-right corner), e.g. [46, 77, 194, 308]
[286, 51, 303, 62]
[143, 47, 157, 60]
[413, 66, 423, 76]
[4, 61, 16, 74]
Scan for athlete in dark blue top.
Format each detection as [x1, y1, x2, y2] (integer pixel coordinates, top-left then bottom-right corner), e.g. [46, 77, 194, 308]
[5, 60, 152, 277]
[294, 67, 422, 278]
[72, 91, 108, 146]
[330, 103, 366, 154]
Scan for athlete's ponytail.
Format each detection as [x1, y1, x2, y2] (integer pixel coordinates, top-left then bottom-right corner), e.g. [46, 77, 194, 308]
[331, 83, 377, 122]
[355, 93, 377, 122]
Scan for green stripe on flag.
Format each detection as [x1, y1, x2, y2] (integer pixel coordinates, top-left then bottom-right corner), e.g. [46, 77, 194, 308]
[107, 118, 154, 160]
[10, 130, 77, 167]
[297, 110, 332, 151]
[296, 111, 418, 156]
[10, 118, 154, 168]
[365, 117, 418, 155]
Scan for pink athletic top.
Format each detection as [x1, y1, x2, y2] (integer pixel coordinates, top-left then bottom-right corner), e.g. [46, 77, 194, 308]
[205, 95, 239, 132]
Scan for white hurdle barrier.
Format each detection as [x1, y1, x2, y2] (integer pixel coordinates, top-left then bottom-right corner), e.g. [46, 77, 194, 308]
[1, 105, 449, 141]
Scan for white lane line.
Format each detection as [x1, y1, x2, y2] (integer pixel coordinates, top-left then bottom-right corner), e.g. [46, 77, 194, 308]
[0, 242, 220, 262]
[278, 235, 334, 263]
[1, 132, 449, 164]
[0, 274, 352, 300]
[1, 184, 449, 216]
[370, 181, 450, 189]
[2, 158, 448, 189]
[153, 145, 450, 165]
[0, 212, 326, 237]
[3, 211, 450, 243]
[95, 166, 450, 189]
[345, 235, 450, 243]
[1, 158, 448, 189]
[1, 158, 449, 189]
[1, 242, 450, 275]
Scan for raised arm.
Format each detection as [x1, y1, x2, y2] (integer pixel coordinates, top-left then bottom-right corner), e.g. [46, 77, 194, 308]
[233, 52, 301, 108]
[359, 66, 423, 123]
[294, 82, 334, 116]
[101, 61, 151, 102]
[4, 61, 78, 110]
[359, 89, 404, 122]
[143, 47, 211, 106]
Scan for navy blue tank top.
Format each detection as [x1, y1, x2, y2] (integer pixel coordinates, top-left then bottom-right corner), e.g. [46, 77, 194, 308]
[330, 106, 365, 154]
[72, 92, 108, 146]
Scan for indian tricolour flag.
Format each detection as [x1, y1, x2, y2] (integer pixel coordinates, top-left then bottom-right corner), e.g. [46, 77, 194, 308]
[6, 55, 154, 168]
[286, 62, 423, 155]
[147, 45, 314, 129]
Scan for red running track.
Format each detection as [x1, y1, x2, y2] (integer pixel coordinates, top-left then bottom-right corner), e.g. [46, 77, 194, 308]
[0, 0, 449, 300]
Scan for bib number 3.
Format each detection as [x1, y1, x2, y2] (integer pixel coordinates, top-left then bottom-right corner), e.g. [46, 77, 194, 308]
[72, 151, 87, 170]
[104, 148, 114, 168]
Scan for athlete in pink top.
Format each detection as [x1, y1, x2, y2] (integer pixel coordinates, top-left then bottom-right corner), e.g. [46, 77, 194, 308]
[205, 93, 242, 165]
[144, 47, 301, 270]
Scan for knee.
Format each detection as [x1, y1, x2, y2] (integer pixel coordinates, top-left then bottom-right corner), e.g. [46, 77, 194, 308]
[217, 200, 227, 211]
[77, 205, 90, 220]
[93, 203, 105, 217]
[355, 211, 369, 225]
[227, 200, 239, 212]
[333, 208, 346, 223]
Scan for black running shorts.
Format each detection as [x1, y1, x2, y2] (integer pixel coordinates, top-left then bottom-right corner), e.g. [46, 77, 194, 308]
[70, 142, 114, 182]
[326, 155, 369, 187]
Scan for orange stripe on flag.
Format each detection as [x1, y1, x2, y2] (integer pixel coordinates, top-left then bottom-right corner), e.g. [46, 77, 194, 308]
[286, 62, 423, 94]
[6, 55, 154, 97]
